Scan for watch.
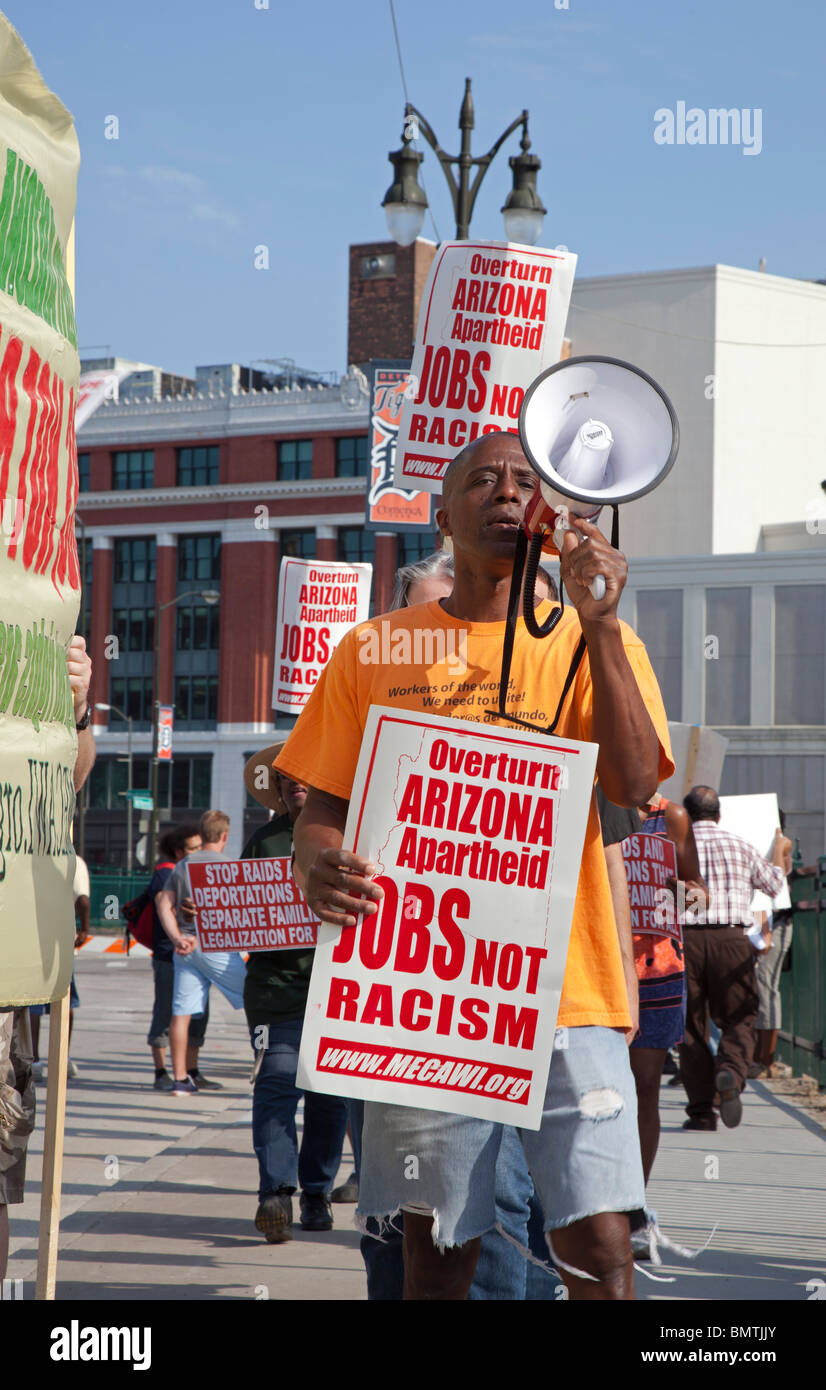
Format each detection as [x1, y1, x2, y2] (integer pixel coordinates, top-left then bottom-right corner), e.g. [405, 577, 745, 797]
[75, 706, 91, 731]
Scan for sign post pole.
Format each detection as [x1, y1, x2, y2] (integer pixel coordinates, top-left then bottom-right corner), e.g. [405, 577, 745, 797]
[35, 990, 71, 1300]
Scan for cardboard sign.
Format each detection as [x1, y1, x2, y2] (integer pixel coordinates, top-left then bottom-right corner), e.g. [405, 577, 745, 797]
[621, 833, 680, 940]
[718, 793, 790, 912]
[394, 240, 576, 491]
[188, 857, 319, 952]
[364, 361, 433, 532]
[272, 557, 372, 713]
[297, 706, 597, 1129]
[158, 705, 173, 761]
[659, 722, 728, 801]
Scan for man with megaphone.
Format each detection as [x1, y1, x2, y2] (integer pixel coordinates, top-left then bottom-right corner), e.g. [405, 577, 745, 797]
[276, 424, 675, 1301]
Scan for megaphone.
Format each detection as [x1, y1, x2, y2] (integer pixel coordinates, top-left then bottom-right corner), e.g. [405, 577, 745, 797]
[519, 355, 679, 603]
[489, 356, 679, 736]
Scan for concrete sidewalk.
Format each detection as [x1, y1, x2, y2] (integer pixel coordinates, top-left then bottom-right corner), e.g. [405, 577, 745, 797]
[6, 952, 825, 1301]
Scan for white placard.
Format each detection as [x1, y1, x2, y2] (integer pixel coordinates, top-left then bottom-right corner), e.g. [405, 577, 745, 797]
[297, 706, 597, 1129]
[272, 557, 372, 713]
[718, 793, 790, 912]
[394, 240, 577, 492]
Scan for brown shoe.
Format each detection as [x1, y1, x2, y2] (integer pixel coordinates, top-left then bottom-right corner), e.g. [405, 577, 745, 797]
[255, 1192, 293, 1244]
[715, 1067, 743, 1128]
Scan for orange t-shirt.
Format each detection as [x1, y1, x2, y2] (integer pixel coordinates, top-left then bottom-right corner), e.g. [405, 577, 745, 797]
[275, 600, 674, 1029]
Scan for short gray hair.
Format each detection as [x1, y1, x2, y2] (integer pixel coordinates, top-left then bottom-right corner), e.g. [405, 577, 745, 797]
[391, 550, 453, 610]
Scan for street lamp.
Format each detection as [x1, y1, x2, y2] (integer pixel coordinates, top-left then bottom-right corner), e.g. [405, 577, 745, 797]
[149, 588, 220, 868]
[94, 702, 133, 872]
[382, 78, 546, 245]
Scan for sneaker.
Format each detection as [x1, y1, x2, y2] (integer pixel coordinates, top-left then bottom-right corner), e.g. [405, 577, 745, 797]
[188, 1071, 223, 1090]
[330, 1172, 359, 1203]
[154, 1071, 175, 1092]
[667, 1073, 684, 1088]
[67, 1060, 79, 1079]
[715, 1068, 743, 1128]
[255, 1193, 293, 1244]
[170, 1076, 198, 1096]
[662, 1051, 679, 1076]
[299, 1192, 333, 1231]
[682, 1115, 717, 1131]
[31, 1060, 46, 1082]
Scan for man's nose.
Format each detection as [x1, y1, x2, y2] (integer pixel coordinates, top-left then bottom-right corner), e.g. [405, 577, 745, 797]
[493, 465, 524, 501]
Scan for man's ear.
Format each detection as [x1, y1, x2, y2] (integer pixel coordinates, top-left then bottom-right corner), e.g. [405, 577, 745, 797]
[435, 505, 451, 538]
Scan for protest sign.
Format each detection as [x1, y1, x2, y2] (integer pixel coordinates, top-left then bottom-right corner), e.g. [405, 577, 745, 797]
[297, 706, 597, 1129]
[620, 832, 680, 941]
[659, 722, 728, 801]
[719, 793, 790, 912]
[188, 857, 319, 953]
[394, 240, 576, 491]
[364, 361, 433, 532]
[0, 17, 81, 1006]
[272, 557, 372, 713]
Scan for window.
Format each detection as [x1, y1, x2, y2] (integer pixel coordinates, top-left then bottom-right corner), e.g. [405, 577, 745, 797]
[109, 676, 153, 724]
[113, 608, 155, 654]
[174, 674, 218, 725]
[278, 439, 312, 482]
[398, 532, 441, 566]
[774, 585, 826, 724]
[635, 590, 683, 721]
[171, 756, 212, 808]
[176, 604, 219, 651]
[113, 450, 153, 490]
[335, 435, 368, 477]
[705, 588, 751, 725]
[281, 529, 316, 559]
[338, 527, 375, 566]
[114, 537, 156, 584]
[177, 445, 219, 487]
[78, 452, 91, 492]
[177, 534, 221, 582]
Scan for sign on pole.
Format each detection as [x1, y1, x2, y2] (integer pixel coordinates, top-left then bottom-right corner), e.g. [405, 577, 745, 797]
[620, 832, 680, 941]
[394, 240, 577, 492]
[273, 557, 372, 713]
[158, 705, 173, 761]
[297, 706, 597, 1129]
[364, 360, 433, 533]
[188, 857, 319, 952]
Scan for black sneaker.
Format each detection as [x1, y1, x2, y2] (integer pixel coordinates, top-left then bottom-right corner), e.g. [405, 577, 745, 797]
[715, 1067, 743, 1128]
[154, 1071, 175, 1092]
[255, 1192, 293, 1244]
[330, 1176, 359, 1203]
[299, 1192, 333, 1231]
[188, 1071, 223, 1090]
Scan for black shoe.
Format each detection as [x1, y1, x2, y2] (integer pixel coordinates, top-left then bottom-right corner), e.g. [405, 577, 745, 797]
[299, 1192, 333, 1231]
[255, 1192, 293, 1244]
[662, 1052, 679, 1076]
[188, 1070, 223, 1091]
[330, 1173, 359, 1203]
[153, 1070, 174, 1092]
[715, 1067, 743, 1128]
[667, 1073, 684, 1088]
[682, 1116, 717, 1131]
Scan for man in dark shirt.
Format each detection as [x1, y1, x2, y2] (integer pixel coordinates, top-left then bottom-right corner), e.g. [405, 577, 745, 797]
[242, 745, 348, 1245]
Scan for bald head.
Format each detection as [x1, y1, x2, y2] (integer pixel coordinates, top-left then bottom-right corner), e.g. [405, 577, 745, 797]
[683, 785, 720, 823]
[441, 431, 528, 504]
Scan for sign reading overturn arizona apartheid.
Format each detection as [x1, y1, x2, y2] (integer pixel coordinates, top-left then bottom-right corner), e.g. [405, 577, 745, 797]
[273, 557, 372, 714]
[0, 16, 81, 1006]
[394, 240, 576, 491]
[297, 707, 597, 1129]
[188, 858, 319, 952]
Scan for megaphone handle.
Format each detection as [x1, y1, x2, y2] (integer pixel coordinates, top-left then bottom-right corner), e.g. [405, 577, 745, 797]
[590, 575, 606, 601]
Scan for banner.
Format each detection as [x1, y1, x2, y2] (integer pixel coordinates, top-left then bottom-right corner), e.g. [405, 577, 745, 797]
[394, 240, 577, 492]
[158, 705, 173, 761]
[0, 17, 81, 1006]
[620, 832, 680, 941]
[188, 857, 319, 952]
[719, 793, 790, 913]
[272, 557, 372, 713]
[364, 361, 433, 533]
[297, 706, 597, 1129]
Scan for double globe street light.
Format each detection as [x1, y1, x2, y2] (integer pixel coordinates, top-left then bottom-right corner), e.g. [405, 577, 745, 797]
[382, 77, 546, 246]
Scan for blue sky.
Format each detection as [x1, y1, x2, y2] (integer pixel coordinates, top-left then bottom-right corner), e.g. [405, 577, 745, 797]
[6, 0, 823, 379]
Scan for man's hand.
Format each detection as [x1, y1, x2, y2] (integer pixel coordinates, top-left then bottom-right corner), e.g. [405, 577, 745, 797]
[67, 634, 92, 720]
[74, 928, 89, 949]
[175, 936, 196, 955]
[304, 848, 384, 928]
[559, 516, 626, 623]
[180, 896, 197, 924]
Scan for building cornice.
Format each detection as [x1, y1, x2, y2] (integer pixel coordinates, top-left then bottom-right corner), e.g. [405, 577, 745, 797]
[77, 386, 370, 445]
[74, 476, 367, 511]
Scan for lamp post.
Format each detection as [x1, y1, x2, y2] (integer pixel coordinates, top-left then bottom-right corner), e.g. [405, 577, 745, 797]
[94, 702, 133, 871]
[382, 77, 546, 246]
[149, 588, 220, 868]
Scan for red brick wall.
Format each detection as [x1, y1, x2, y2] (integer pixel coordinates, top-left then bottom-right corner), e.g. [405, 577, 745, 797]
[153, 445, 177, 489]
[218, 542, 277, 723]
[373, 534, 396, 615]
[347, 239, 436, 369]
[155, 545, 177, 706]
[89, 547, 113, 728]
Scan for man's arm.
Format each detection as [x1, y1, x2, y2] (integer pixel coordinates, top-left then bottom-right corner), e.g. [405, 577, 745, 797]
[74, 894, 90, 947]
[561, 519, 660, 807]
[750, 850, 785, 900]
[155, 887, 195, 954]
[293, 786, 384, 927]
[664, 802, 708, 909]
[604, 843, 638, 1045]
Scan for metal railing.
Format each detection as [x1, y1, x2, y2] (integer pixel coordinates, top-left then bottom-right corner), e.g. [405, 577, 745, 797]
[87, 871, 148, 929]
[777, 858, 826, 1087]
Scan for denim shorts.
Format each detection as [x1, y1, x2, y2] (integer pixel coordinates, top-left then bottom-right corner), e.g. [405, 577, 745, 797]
[358, 1025, 644, 1250]
[172, 946, 246, 1015]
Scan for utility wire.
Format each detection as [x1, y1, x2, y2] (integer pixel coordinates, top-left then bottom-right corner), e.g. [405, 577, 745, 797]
[388, 0, 441, 244]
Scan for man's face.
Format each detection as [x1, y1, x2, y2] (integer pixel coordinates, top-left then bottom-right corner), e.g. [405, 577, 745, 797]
[278, 774, 307, 821]
[436, 435, 536, 572]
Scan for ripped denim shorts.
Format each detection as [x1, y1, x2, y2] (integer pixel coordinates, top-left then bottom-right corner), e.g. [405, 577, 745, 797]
[357, 1025, 644, 1251]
